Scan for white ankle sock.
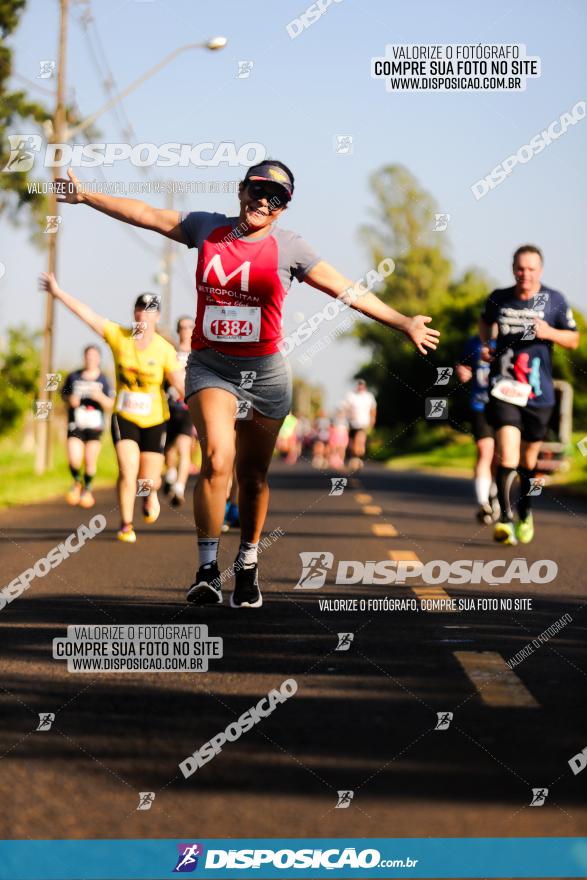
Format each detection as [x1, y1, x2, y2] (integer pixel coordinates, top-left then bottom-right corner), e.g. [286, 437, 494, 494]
[198, 538, 219, 567]
[475, 475, 491, 506]
[237, 541, 259, 567]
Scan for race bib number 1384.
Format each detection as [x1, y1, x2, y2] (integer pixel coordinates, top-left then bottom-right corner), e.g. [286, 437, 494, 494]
[203, 306, 261, 342]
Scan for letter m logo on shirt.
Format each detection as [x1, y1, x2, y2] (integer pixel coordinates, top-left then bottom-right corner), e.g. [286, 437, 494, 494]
[202, 254, 251, 292]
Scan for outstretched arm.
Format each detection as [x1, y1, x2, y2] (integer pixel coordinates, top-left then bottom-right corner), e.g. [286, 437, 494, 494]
[56, 168, 186, 243]
[39, 272, 107, 338]
[304, 260, 440, 355]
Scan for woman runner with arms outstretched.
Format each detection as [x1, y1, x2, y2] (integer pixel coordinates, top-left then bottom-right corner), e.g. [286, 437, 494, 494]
[55, 160, 440, 607]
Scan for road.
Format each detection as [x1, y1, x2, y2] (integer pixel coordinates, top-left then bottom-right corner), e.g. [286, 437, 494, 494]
[0, 461, 586, 844]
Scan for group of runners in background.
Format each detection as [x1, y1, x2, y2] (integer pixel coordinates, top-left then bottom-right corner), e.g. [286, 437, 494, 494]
[60, 315, 199, 517]
[40, 157, 577, 606]
[274, 378, 377, 469]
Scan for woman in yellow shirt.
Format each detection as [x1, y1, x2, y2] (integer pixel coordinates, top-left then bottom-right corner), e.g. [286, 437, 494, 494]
[40, 272, 185, 543]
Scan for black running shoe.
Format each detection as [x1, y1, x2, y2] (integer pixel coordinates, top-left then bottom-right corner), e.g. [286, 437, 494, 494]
[187, 562, 222, 605]
[231, 562, 262, 608]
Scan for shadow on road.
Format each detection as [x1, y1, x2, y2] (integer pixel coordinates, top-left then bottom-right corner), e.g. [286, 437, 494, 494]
[1, 591, 586, 810]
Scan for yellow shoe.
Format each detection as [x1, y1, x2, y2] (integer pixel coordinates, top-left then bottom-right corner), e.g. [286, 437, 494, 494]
[79, 489, 95, 509]
[493, 520, 518, 545]
[143, 492, 160, 524]
[66, 481, 82, 505]
[117, 525, 137, 543]
[516, 513, 534, 544]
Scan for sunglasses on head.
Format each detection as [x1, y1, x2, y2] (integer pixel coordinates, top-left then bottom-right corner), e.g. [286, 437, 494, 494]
[246, 181, 287, 208]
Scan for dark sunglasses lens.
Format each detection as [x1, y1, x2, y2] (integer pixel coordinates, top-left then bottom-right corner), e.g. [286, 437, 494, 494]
[249, 182, 285, 207]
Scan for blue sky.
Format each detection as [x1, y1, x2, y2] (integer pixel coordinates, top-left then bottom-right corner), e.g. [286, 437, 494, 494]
[2, 0, 586, 408]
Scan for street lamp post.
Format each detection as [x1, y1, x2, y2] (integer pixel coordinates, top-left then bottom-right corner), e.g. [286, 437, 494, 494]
[35, 33, 227, 473]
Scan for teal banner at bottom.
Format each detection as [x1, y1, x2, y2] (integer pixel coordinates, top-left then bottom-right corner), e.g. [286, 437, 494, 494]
[0, 838, 586, 879]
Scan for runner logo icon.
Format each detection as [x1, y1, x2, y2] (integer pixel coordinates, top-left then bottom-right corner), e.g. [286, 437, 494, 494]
[44, 216, 62, 234]
[528, 478, 545, 496]
[336, 790, 354, 808]
[173, 843, 204, 873]
[435, 712, 453, 730]
[3, 134, 42, 172]
[425, 398, 448, 419]
[38, 61, 56, 79]
[136, 479, 153, 497]
[434, 367, 453, 385]
[533, 292, 550, 308]
[33, 401, 53, 420]
[530, 788, 549, 806]
[433, 213, 450, 231]
[235, 399, 253, 420]
[136, 792, 155, 811]
[36, 713, 55, 731]
[295, 552, 334, 589]
[336, 632, 354, 651]
[45, 373, 62, 391]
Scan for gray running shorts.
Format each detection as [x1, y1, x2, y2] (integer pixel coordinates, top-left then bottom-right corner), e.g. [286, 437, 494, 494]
[185, 348, 292, 421]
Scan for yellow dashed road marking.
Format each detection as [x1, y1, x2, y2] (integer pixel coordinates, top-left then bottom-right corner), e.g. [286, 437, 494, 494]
[388, 550, 420, 561]
[355, 493, 372, 504]
[412, 586, 452, 608]
[454, 651, 540, 708]
[371, 523, 397, 536]
[363, 505, 382, 515]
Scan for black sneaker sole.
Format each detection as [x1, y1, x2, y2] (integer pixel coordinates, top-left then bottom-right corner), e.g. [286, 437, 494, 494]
[230, 591, 263, 609]
[186, 583, 223, 605]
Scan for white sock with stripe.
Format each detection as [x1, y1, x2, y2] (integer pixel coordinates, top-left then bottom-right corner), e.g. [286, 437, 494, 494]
[198, 538, 219, 568]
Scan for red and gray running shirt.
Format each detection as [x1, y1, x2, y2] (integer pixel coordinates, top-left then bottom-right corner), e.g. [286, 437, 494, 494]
[180, 212, 321, 356]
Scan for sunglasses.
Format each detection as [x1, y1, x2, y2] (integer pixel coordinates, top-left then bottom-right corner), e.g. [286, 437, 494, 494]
[246, 181, 288, 208]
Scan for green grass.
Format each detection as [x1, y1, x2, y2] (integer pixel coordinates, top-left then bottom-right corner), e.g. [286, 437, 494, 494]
[384, 430, 587, 493]
[385, 433, 477, 475]
[0, 424, 118, 509]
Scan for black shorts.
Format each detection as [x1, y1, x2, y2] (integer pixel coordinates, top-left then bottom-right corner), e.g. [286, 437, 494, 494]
[486, 399, 554, 442]
[67, 427, 103, 443]
[111, 413, 167, 454]
[470, 409, 494, 442]
[165, 407, 193, 446]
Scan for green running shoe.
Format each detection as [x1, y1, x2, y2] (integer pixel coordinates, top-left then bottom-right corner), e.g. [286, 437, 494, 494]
[516, 513, 534, 544]
[494, 520, 518, 545]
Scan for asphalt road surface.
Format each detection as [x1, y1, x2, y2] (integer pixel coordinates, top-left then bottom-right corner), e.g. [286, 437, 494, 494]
[1, 461, 586, 845]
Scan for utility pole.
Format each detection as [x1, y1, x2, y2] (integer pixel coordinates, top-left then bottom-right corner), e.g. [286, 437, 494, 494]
[35, 0, 68, 474]
[33, 28, 226, 471]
